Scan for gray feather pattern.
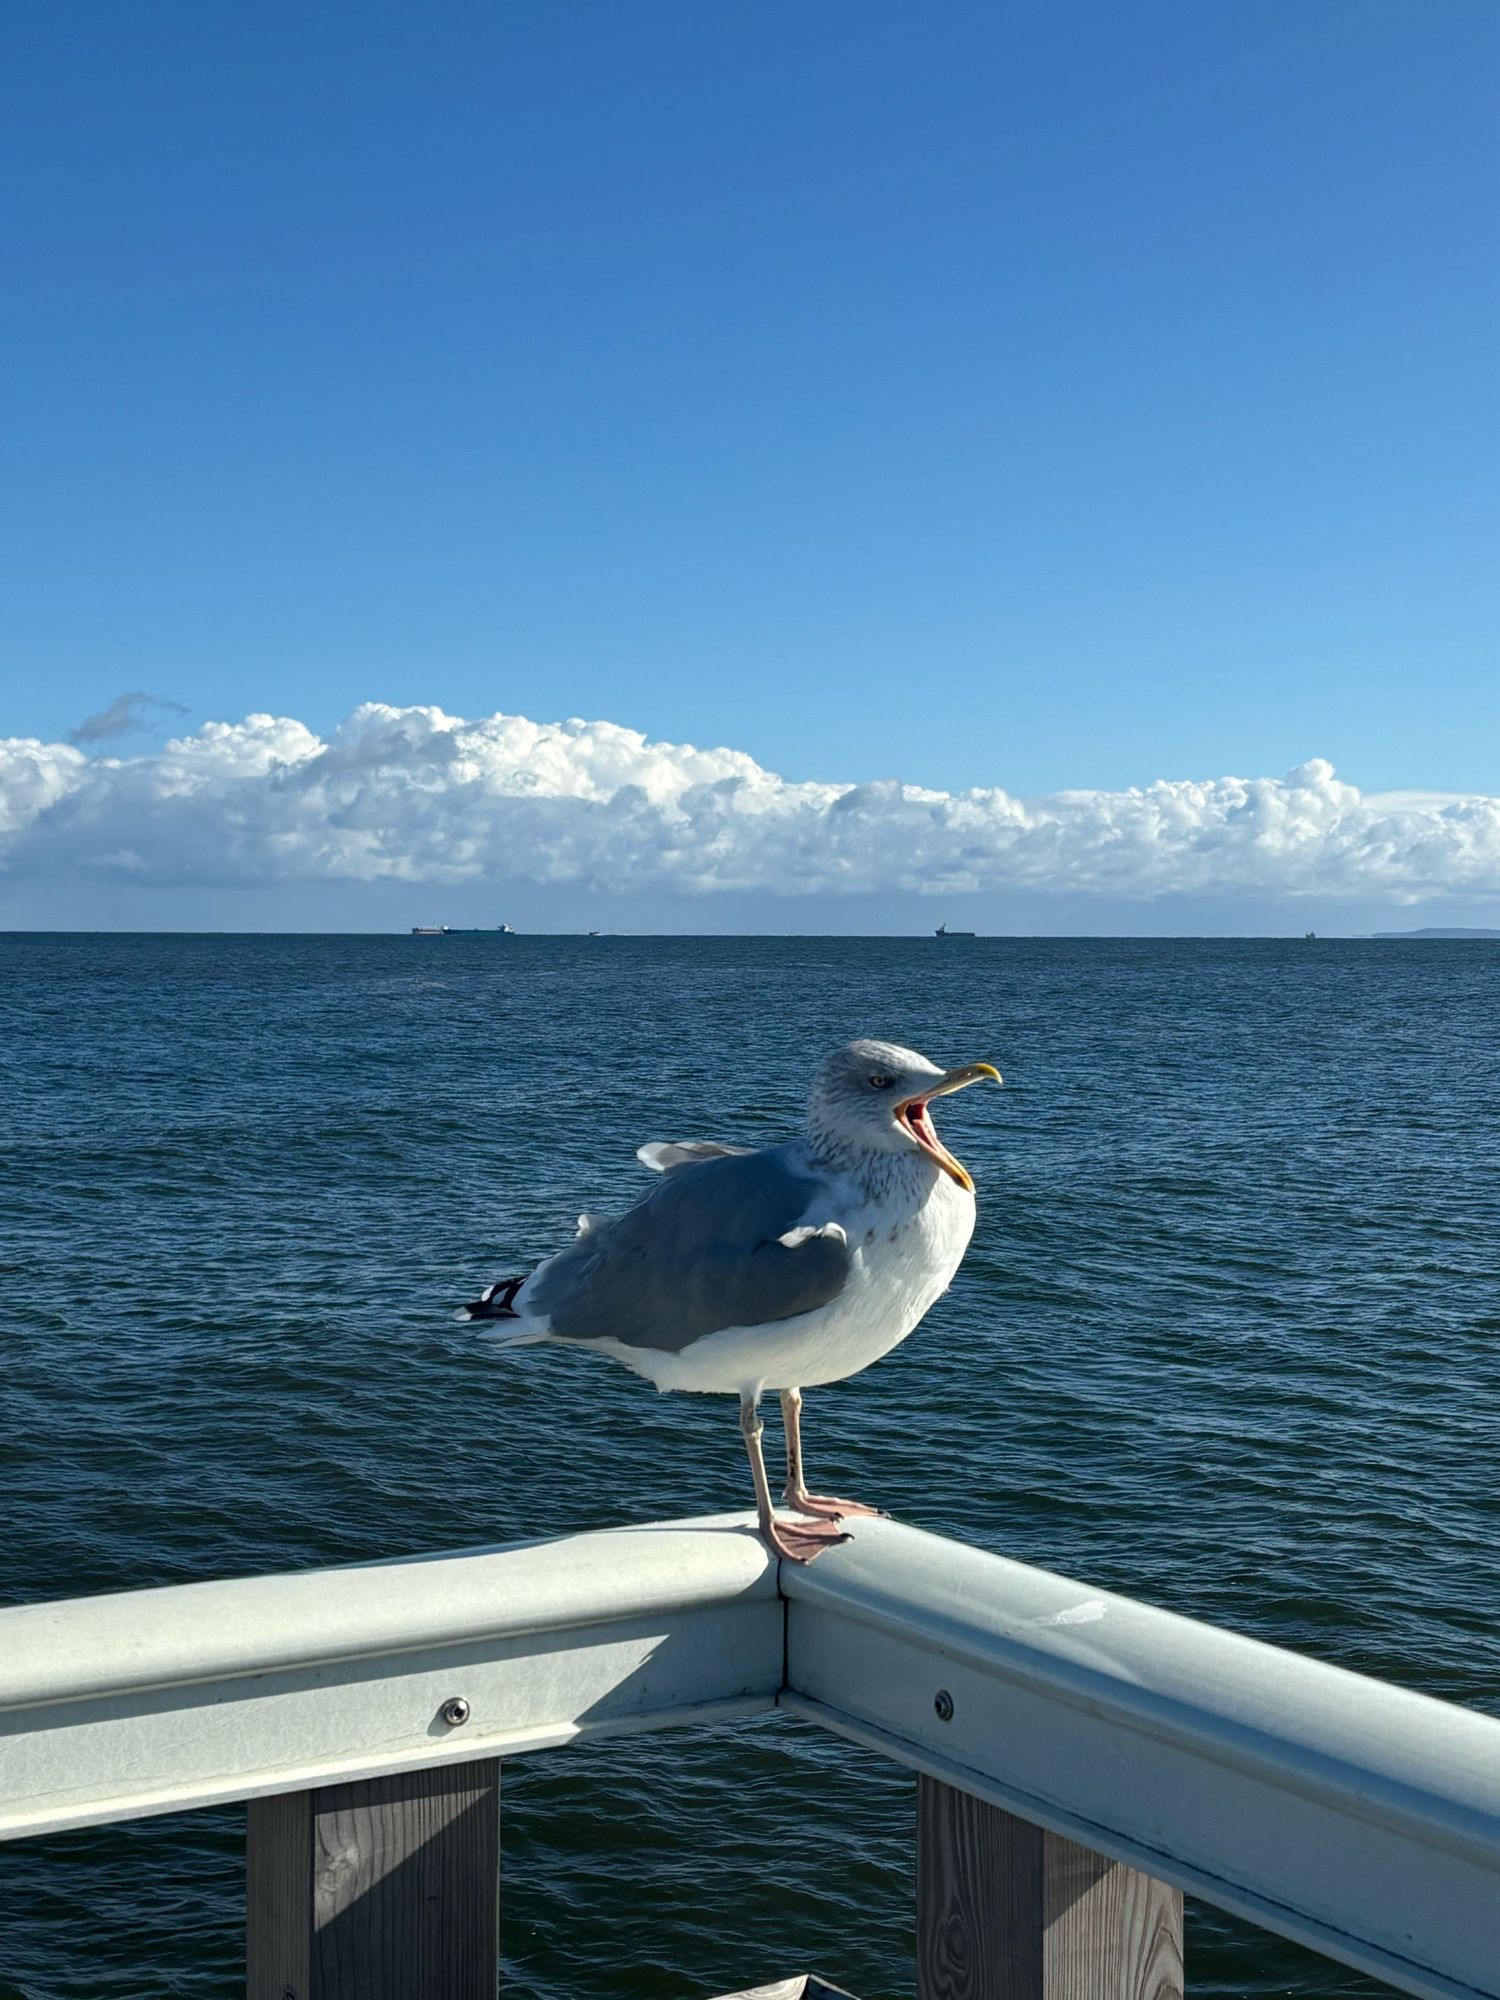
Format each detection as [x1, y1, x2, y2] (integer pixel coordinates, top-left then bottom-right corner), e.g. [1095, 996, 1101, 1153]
[526, 1144, 851, 1353]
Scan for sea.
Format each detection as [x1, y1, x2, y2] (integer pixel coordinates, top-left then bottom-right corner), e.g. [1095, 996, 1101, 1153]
[2, 932, 1497, 2000]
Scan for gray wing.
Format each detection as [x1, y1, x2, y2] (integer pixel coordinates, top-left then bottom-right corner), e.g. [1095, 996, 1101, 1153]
[526, 1144, 851, 1354]
[636, 1140, 755, 1175]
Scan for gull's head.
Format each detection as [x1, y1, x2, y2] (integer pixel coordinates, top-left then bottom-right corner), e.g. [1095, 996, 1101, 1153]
[807, 1038, 1001, 1190]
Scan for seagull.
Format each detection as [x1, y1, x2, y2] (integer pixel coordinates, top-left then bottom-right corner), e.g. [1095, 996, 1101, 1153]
[460, 1039, 1000, 1561]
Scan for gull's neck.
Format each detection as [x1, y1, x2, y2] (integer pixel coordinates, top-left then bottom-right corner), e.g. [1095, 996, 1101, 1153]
[804, 1117, 940, 1203]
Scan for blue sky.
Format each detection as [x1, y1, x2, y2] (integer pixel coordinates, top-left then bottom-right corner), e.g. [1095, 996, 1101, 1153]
[2, 1, 1498, 928]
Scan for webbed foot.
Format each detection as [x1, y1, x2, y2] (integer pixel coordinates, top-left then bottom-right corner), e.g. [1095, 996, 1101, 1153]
[762, 1513, 851, 1563]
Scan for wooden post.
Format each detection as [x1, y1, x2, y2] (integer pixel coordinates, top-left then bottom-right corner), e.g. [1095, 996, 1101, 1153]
[247, 1760, 500, 2000]
[916, 1776, 1182, 2000]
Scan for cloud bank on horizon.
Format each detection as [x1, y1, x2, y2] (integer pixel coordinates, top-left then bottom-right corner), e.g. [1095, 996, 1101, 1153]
[3, 702, 1498, 905]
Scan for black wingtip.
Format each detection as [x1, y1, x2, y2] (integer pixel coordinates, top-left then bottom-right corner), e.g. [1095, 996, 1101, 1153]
[458, 1276, 525, 1322]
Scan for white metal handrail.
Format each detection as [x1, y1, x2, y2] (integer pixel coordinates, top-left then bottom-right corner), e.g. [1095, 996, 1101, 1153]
[2, 1514, 1497, 2000]
[783, 1519, 1500, 2000]
[0, 1517, 781, 1836]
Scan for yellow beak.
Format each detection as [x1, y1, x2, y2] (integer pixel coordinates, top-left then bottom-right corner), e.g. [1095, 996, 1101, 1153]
[929, 1061, 1002, 1097]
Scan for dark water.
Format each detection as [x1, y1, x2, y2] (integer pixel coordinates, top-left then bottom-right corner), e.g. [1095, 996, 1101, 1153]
[2, 933, 1498, 1999]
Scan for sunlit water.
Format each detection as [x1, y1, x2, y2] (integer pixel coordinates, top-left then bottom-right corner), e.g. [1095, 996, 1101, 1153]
[2, 932, 1497, 1999]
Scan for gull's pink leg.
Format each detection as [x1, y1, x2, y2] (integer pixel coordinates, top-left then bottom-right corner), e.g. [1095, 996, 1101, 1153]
[780, 1386, 887, 1520]
[740, 1396, 848, 1563]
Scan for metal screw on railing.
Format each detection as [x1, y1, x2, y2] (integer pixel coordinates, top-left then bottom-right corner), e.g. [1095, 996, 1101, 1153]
[934, 1689, 954, 1722]
[441, 1697, 471, 1727]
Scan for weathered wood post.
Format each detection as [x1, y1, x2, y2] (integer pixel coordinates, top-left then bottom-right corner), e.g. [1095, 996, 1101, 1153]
[916, 1775, 1182, 2000]
[247, 1760, 500, 2000]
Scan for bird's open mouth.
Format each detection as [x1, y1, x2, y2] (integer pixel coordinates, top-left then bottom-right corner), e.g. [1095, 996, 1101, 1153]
[895, 1062, 1001, 1193]
[896, 1096, 973, 1190]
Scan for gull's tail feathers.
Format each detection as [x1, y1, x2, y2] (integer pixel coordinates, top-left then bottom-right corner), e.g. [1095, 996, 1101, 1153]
[457, 1277, 554, 1346]
[458, 1280, 528, 1328]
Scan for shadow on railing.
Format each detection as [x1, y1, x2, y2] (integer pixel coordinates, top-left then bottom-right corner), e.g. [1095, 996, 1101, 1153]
[2, 1513, 1498, 1999]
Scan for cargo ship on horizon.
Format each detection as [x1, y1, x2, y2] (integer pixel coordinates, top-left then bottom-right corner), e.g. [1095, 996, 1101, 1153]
[410, 923, 518, 936]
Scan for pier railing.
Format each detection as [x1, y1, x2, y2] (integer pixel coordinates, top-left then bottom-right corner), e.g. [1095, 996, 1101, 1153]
[2, 1515, 1497, 1999]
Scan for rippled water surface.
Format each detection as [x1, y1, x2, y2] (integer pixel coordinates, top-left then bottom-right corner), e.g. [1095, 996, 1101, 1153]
[3, 933, 1498, 1999]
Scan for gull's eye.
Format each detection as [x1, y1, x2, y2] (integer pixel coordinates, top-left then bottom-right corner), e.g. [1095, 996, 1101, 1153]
[868, 1073, 895, 1091]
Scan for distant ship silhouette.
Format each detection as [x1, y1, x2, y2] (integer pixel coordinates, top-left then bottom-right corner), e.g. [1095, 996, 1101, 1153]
[410, 922, 518, 936]
[934, 922, 976, 938]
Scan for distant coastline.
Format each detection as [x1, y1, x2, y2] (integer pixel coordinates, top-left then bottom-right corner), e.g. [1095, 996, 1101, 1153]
[1369, 927, 1500, 940]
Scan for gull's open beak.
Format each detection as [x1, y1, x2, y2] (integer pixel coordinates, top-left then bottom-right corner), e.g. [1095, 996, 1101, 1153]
[895, 1062, 1002, 1191]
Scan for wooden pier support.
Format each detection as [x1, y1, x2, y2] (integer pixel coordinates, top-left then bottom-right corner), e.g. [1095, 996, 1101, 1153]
[247, 1760, 500, 2000]
[916, 1776, 1182, 2000]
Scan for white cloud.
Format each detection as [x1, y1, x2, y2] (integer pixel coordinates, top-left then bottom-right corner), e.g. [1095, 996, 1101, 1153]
[3, 702, 1499, 904]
